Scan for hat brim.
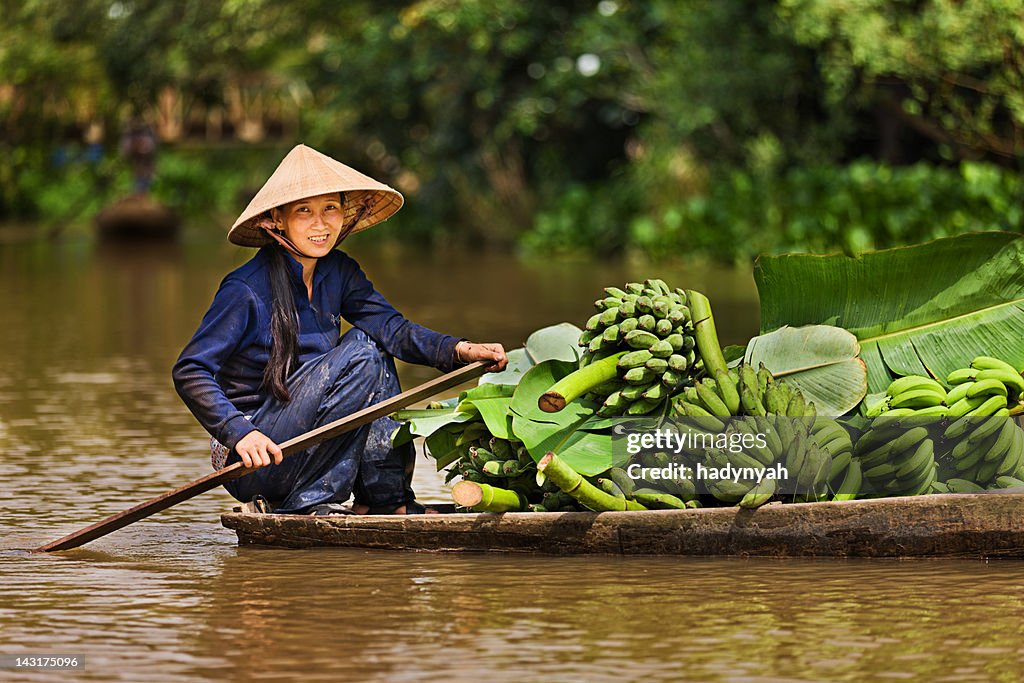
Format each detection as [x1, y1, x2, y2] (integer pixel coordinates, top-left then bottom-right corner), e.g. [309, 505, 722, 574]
[228, 188, 403, 247]
[226, 144, 405, 247]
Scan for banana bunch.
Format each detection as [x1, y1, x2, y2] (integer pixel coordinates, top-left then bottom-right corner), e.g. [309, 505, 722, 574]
[598, 454, 702, 510]
[933, 356, 1024, 487]
[853, 375, 944, 497]
[673, 365, 844, 506]
[434, 417, 576, 512]
[578, 279, 698, 417]
[856, 356, 1024, 496]
[669, 363, 760, 420]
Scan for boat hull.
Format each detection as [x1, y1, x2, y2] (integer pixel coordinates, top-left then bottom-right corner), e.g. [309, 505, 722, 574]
[221, 493, 1024, 558]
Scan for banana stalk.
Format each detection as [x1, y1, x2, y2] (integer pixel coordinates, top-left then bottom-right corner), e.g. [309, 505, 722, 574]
[537, 452, 647, 512]
[686, 290, 730, 379]
[451, 481, 526, 512]
[539, 352, 626, 413]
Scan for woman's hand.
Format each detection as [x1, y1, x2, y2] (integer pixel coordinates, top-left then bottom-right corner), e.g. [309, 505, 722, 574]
[456, 341, 508, 372]
[235, 430, 283, 469]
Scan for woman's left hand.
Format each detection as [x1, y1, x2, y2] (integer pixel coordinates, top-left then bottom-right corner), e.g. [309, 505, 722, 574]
[456, 342, 508, 371]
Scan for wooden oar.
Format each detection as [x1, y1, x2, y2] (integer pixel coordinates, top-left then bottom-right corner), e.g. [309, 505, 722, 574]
[34, 361, 491, 553]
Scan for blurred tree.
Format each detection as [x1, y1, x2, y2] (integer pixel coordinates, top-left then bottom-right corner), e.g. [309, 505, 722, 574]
[302, 0, 642, 246]
[778, 0, 1024, 165]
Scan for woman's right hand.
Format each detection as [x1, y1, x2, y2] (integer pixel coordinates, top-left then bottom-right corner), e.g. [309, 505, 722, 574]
[235, 430, 283, 469]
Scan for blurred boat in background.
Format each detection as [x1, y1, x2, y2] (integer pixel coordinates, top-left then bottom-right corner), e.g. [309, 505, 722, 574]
[94, 195, 179, 242]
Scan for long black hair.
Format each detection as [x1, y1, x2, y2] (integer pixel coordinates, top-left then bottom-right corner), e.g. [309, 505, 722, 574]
[260, 192, 353, 402]
[262, 241, 299, 402]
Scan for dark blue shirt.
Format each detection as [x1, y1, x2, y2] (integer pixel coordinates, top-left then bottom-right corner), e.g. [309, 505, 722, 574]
[173, 245, 461, 452]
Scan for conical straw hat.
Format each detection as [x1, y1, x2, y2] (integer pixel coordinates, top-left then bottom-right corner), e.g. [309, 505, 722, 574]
[228, 144, 404, 247]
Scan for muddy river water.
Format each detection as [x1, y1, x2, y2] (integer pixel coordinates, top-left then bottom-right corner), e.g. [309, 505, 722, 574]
[0, 234, 1021, 681]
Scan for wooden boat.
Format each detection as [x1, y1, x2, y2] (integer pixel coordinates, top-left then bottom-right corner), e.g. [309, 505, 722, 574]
[94, 195, 180, 241]
[221, 492, 1024, 558]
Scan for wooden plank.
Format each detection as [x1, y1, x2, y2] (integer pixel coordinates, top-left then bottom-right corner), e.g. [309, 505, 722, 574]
[220, 493, 1024, 558]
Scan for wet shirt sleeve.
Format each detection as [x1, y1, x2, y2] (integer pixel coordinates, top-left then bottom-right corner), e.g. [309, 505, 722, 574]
[337, 253, 462, 372]
[172, 278, 260, 452]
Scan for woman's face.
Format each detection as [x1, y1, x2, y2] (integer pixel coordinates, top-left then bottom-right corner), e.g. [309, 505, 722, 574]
[274, 192, 346, 258]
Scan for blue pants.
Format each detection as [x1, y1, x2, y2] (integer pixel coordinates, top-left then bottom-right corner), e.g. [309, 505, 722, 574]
[223, 328, 414, 514]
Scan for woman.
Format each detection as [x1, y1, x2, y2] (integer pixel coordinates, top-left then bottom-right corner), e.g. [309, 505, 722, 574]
[173, 144, 507, 515]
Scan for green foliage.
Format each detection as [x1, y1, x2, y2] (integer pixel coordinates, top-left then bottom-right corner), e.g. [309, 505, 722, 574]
[778, 0, 1024, 160]
[621, 161, 1024, 262]
[5, 0, 1024, 257]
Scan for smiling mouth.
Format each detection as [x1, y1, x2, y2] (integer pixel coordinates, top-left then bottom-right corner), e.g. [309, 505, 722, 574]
[309, 235, 331, 245]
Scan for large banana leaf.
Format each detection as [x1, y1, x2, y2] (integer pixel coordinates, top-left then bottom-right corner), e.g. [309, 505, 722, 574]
[509, 359, 622, 476]
[744, 325, 866, 416]
[755, 232, 1024, 393]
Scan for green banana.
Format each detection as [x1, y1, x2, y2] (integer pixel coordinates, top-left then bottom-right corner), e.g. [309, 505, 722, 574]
[996, 426, 1024, 476]
[947, 367, 980, 385]
[944, 381, 974, 406]
[619, 317, 638, 334]
[946, 478, 985, 493]
[757, 363, 773, 395]
[889, 388, 946, 409]
[970, 393, 1009, 417]
[714, 369, 741, 415]
[967, 409, 1011, 446]
[623, 367, 658, 385]
[739, 365, 767, 417]
[947, 395, 988, 419]
[783, 431, 808, 482]
[664, 334, 687, 352]
[645, 357, 669, 373]
[952, 430, 997, 472]
[971, 355, 1020, 375]
[642, 383, 669, 401]
[638, 314, 657, 333]
[598, 477, 626, 499]
[626, 398, 662, 416]
[604, 286, 629, 299]
[632, 489, 688, 510]
[763, 383, 790, 416]
[887, 375, 945, 398]
[739, 477, 776, 509]
[618, 350, 654, 371]
[889, 426, 930, 457]
[975, 368, 1024, 396]
[695, 381, 731, 418]
[661, 369, 684, 388]
[619, 383, 652, 401]
[671, 400, 726, 430]
[707, 477, 754, 504]
[894, 438, 934, 481]
[625, 330, 660, 349]
[649, 339, 675, 358]
[966, 378, 1009, 400]
[945, 396, 1006, 438]
[831, 458, 863, 500]
[786, 390, 807, 418]
[976, 458, 1001, 484]
[668, 354, 689, 373]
